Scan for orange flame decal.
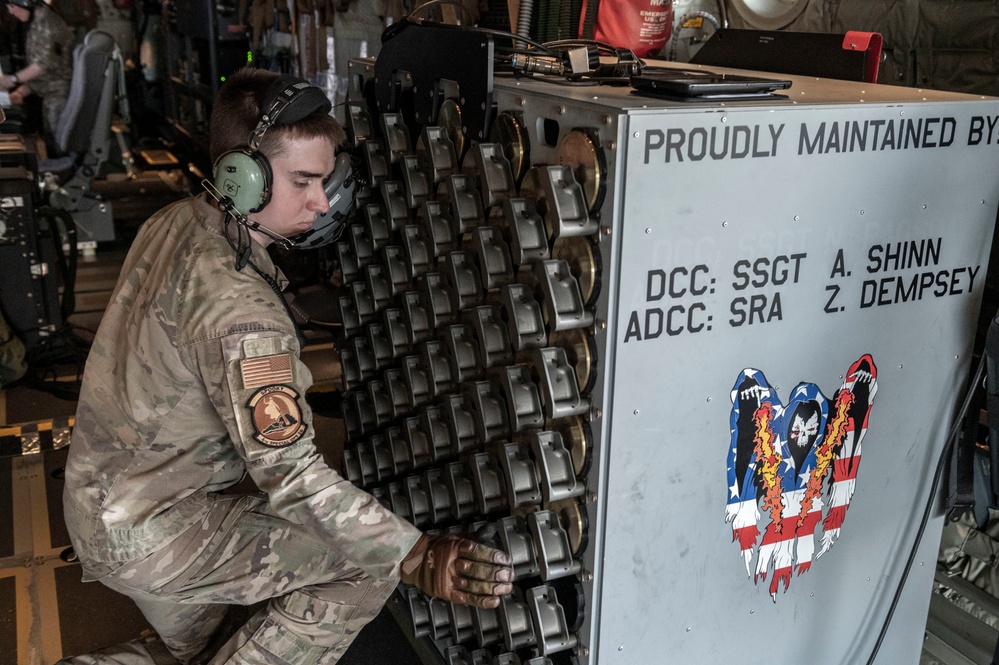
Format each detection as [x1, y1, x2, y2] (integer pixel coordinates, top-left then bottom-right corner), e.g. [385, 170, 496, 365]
[753, 402, 785, 532]
[798, 390, 855, 525]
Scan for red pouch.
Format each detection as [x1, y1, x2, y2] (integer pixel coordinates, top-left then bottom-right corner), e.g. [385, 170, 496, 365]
[579, 0, 673, 58]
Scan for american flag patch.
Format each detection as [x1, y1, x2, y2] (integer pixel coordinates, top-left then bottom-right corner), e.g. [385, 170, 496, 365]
[241, 353, 293, 389]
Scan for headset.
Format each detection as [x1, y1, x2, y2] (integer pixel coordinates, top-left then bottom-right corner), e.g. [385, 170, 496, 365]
[209, 75, 355, 250]
[4, 0, 41, 10]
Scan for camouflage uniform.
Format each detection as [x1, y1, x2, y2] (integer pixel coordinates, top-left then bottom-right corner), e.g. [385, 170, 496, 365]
[25, 4, 73, 135]
[62, 193, 422, 664]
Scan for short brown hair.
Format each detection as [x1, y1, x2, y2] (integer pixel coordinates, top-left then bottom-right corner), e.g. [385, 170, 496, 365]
[208, 67, 345, 164]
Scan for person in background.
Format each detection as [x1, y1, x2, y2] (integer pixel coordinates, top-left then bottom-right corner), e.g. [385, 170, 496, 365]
[60, 67, 513, 665]
[0, 0, 73, 136]
[94, 0, 134, 61]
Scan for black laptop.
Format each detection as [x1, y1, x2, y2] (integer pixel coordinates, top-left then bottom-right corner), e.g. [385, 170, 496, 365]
[630, 69, 792, 101]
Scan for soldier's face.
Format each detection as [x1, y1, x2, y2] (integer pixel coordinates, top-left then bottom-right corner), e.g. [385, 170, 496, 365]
[250, 134, 334, 243]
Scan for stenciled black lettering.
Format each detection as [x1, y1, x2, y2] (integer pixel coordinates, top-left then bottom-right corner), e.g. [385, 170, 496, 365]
[825, 122, 842, 153]
[647, 269, 666, 301]
[624, 311, 642, 342]
[688, 127, 708, 161]
[665, 128, 685, 163]
[869, 119, 885, 147]
[880, 120, 897, 150]
[824, 285, 841, 313]
[687, 302, 708, 332]
[668, 267, 688, 298]
[830, 249, 847, 278]
[709, 126, 730, 159]
[970, 116, 985, 146]
[769, 124, 785, 156]
[732, 126, 751, 159]
[903, 118, 922, 149]
[729, 297, 747, 326]
[799, 122, 825, 155]
[729, 293, 782, 326]
[940, 117, 956, 146]
[647, 309, 665, 339]
[969, 264, 981, 291]
[752, 126, 769, 158]
[666, 306, 685, 336]
[867, 245, 884, 273]
[732, 259, 751, 290]
[895, 273, 918, 303]
[644, 130, 664, 164]
[690, 265, 710, 296]
[922, 117, 940, 148]
[751, 258, 770, 288]
[858, 265, 981, 308]
[849, 122, 868, 152]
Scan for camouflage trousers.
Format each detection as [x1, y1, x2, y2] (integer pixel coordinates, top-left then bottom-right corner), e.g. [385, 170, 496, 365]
[89, 493, 398, 665]
[37, 81, 69, 137]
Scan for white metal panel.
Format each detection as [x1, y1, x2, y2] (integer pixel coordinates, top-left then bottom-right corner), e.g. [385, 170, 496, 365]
[593, 98, 999, 663]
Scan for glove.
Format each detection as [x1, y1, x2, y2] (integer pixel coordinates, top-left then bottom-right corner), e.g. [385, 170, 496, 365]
[400, 534, 514, 608]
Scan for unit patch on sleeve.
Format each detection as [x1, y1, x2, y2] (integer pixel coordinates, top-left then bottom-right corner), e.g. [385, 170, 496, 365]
[241, 353, 293, 389]
[246, 384, 307, 447]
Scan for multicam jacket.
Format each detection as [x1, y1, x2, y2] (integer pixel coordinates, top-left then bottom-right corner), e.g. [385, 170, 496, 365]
[63, 194, 420, 581]
[26, 4, 72, 130]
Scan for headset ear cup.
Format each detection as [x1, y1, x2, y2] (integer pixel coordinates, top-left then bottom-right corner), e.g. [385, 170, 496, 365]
[212, 149, 273, 215]
[255, 152, 273, 211]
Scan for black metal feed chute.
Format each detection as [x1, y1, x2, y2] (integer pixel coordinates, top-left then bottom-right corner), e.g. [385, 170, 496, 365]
[375, 21, 495, 144]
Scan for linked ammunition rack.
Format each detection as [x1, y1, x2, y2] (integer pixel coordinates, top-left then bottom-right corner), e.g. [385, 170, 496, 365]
[334, 22, 999, 665]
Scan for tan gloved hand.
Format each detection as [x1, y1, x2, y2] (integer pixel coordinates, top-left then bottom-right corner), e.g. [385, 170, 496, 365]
[400, 534, 514, 608]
